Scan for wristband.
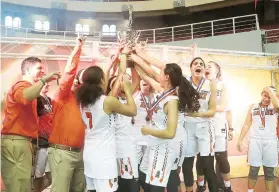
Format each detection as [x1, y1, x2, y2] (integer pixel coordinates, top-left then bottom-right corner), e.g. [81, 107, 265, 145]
[120, 53, 128, 56]
[229, 128, 234, 131]
[40, 79, 46, 85]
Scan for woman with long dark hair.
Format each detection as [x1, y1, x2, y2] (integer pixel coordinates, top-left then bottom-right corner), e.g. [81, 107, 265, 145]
[182, 57, 218, 192]
[76, 62, 137, 192]
[130, 48, 200, 192]
[205, 61, 232, 192]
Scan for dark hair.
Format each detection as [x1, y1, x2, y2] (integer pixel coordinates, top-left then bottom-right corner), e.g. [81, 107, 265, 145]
[75, 69, 85, 85]
[164, 63, 200, 112]
[21, 57, 41, 75]
[190, 57, 205, 68]
[208, 61, 222, 80]
[75, 66, 104, 107]
[106, 76, 117, 95]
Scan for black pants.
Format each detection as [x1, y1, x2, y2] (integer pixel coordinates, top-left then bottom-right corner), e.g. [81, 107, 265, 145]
[195, 154, 218, 192]
[139, 169, 167, 192]
[215, 151, 230, 189]
[167, 169, 180, 192]
[117, 176, 140, 192]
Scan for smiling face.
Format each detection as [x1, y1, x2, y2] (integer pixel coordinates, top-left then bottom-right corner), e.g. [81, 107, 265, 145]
[190, 58, 205, 78]
[261, 91, 271, 106]
[28, 62, 45, 82]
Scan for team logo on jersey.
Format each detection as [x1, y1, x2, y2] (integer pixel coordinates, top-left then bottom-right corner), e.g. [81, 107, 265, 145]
[252, 108, 275, 116]
[199, 90, 209, 100]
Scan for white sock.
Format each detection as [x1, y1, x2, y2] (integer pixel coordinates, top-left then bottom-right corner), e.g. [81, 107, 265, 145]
[248, 189, 254, 192]
[224, 180, 231, 187]
[198, 179, 204, 186]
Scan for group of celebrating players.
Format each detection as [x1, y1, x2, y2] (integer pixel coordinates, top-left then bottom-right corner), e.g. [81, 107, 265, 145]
[1, 35, 279, 192]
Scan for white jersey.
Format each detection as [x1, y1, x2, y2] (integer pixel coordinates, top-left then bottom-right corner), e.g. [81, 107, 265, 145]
[148, 94, 179, 146]
[250, 104, 278, 139]
[115, 98, 137, 158]
[185, 77, 211, 123]
[81, 95, 118, 179]
[133, 91, 157, 145]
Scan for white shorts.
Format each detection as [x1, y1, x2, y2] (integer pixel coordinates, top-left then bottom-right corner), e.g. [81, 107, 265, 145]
[214, 121, 228, 152]
[136, 144, 148, 164]
[85, 176, 118, 192]
[35, 148, 50, 178]
[248, 137, 278, 167]
[117, 156, 139, 179]
[171, 140, 186, 170]
[144, 142, 176, 187]
[215, 137, 227, 152]
[184, 121, 215, 157]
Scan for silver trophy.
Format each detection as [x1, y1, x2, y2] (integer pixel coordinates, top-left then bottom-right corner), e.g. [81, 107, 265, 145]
[117, 5, 147, 67]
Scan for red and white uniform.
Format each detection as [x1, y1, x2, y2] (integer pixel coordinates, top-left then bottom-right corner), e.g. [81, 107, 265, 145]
[115, 98, 138, 179]
[184, 77, 215, 157]
[248, 104, 278, 167]
[140, 89, 181, 187]
[81, 95, 118, 192]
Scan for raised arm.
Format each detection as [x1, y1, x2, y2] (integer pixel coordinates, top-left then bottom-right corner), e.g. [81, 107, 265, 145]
[130, 68, 140, 94]
[141, 99, 179, 139]
[104, 77, 137, 117]
[130, 53, 159, 82]
[237, 104, 253, 152]
[22, 72, 60, 102]
[135, 44, 165, 70]
[264, 86, 279, 110]
[134, 65, 163, 92]
[54, 36, 85, 100]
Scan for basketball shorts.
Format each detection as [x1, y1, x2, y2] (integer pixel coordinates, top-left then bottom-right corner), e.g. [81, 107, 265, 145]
[34, 148, 50, 178]
[117, 156, 139, 179]
[143, 142, 176, 187]
[248, 137, 278, 167]
[184, 121, 215, 157]
[214, 121, 228, 152]
[85, 176, 118, 192]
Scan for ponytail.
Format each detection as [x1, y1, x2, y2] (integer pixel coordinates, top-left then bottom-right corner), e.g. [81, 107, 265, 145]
[178, 76, 200, 113]
[76, 82, 103, 107]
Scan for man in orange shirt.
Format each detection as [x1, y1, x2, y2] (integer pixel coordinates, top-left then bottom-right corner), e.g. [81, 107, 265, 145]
[48, 36, 87, 192]
[1, 57, 59, 192]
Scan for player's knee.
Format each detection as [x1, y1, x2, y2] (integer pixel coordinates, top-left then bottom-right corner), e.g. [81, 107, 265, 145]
[263, 166, 276, 181]
[215, 152, 230, 174]
[248, 166, 260, 180]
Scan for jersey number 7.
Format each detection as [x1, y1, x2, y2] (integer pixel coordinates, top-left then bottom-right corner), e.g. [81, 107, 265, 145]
[85, 112, 93, 129]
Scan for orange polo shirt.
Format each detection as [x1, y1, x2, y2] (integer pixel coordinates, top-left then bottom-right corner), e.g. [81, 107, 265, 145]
[2, 81, 38, 138]
[48, 49, 85, 148]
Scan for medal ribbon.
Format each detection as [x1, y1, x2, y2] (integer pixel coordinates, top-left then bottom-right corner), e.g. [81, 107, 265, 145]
[259, 104, 267, 127]
[140, 91, 152, 120]
[189, 76, 206, 93]
[148, 87, 176, 120]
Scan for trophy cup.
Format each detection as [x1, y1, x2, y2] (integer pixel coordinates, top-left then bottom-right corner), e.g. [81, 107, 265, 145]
[117, 5, 142, 68]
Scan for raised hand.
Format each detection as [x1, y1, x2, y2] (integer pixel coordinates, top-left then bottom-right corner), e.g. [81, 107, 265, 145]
[41, 72, 61, 83]
[76, 35, 87, 48]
